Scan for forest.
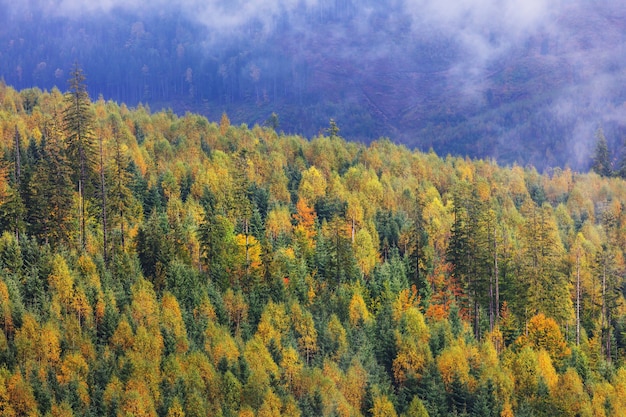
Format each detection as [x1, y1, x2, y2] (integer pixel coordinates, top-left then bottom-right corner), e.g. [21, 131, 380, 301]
[1, 73, 626, 416]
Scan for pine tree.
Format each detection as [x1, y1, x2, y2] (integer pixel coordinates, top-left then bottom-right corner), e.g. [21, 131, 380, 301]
[591, 128, 612, 177]
[107, 116, 134, 253]
[407, 193, 432, 304]
[63, 62, 96, 249]
[27, 128, 74, 246]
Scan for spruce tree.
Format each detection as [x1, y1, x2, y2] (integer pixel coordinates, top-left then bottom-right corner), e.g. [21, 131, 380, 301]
[591, 128, 612, 177]
[63, 62, 95, 249]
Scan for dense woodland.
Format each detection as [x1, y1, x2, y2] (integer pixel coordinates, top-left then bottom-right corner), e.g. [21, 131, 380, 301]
[2, 73, 626, 417]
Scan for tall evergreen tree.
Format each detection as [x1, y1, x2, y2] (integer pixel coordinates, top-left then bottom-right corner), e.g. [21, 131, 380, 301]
[591, 128, 612, 177]
[107, 116, 134, 253]
[27, 127, 74, 246]
[63, 62, 95, 249]
[407, 192, 432, 304]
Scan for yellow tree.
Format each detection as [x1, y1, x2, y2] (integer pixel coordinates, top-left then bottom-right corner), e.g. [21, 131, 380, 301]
[348, 292, 371, 328]
[161, 292, 189, 354]
[6, 371, 38, 417]
[353, 228, 378, 278]
[256, 301, 290, 349]
[517, 313, 571, 364]
[48, 253, 74, 315]
[437, 340, 474, 392]
[266, 205, 292, 241]
[291, 302, 318, 364]
[205, 321, 240, 368]
[0, 279, 13, 337]
[298, 166, 327, 203]
[223, 289, 249, 337]
[326, 314, 348, 360]
[371, 392, 398, 417]
[553, 368, 592, 416]
[392, 307, 431, 384]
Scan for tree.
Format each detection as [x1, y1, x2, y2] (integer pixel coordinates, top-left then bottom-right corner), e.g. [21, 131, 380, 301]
[327, 118, 340, 138]
[593, 243, 622, 361]
[517, 201, 571, 324]
[107, 114, 135, 252]
[393, 307, 431, 384]
[591, 128, 612, 177]
[27, 130, 74, 246]
[63, 63, 96, 249]
[517, 313, 570, 364]
[403, 396, 429, 417]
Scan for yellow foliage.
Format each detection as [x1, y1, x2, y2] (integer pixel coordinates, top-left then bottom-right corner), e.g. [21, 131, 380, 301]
[130, 279, 160, 330]
[244, 335, 279, 385]
[51, 401, 75, 417]
[266, 205, 293, 240]
[48, 254, 74, 310]
[553, 368, 591, 416]
[500, 401, 514, 417]
[371, 393, 397, 417]
[392, 287, 420, 322]
[205, 321, 240, 367]
[536, 350, 558, 392]
[348, 293, 371, 327]
[354, 228, 378, 278]
[298, 166, 327, 203]
[223, 289, 249, 336]
[120, 378, 157, 417]
[0, 279, 13, 335]
[256, 301, 290, 349]
[6, 371, 38, 417]
[343, 359, 367, 412]
[258, 389, 282, 417]
[437, 341, 472, 391]
[57, 352, 88, 385]
[327, 314, 348, 360]
[517, 313, 571, 363]
[281, 347, 303, 395]
[161, 292, 189, 354]
[166, 397, 186, 417]
[238, 407, 255, 417]
[393, 307, 431, 384]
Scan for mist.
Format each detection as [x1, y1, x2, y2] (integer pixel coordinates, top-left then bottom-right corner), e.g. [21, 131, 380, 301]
[2, 0, 626, 170]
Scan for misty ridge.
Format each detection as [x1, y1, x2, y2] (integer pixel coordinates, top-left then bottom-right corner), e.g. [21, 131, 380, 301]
[2, 0, 626, 170]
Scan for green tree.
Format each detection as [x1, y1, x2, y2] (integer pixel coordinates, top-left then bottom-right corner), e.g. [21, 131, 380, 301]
[27, 132, 74, 246]
[591, 128, 612, 177]
[107, 114, 135, 253]
[63, 63, 96, 249]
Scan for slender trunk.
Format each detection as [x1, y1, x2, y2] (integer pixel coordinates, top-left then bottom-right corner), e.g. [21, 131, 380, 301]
[120, 210, 125, 251]
[494, 227, 499, 325]
[14, 126, 21, 183]
[351, 217, 355, 243]
[14, 126, 21, 240]
[602, 258, 607, 359]
[79, 175, 85, 249]
[100, 136, 108, 264]
[576, 248, 581, 346]
[245, 218, 249, 283]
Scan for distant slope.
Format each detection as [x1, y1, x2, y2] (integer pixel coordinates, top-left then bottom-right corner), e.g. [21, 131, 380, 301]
[1, 0, 626, 169]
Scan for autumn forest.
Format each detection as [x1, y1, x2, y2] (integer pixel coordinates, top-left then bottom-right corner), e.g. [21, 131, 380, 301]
[1, 70, 626, 417]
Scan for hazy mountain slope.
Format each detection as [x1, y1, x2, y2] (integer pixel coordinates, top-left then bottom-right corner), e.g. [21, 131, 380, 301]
[1, 0, 626, 169]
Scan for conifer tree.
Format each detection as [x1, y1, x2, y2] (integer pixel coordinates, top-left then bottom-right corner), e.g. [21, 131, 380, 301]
[63, 62, 95, 249]
[591, 128, 612, 177]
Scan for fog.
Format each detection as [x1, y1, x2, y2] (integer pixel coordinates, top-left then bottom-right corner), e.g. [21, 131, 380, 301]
[2, 0, 626, 169]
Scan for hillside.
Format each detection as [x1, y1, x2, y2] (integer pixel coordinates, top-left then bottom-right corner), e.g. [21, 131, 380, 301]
[2, 1, 626, 170]
[1, 83, 626, 416]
